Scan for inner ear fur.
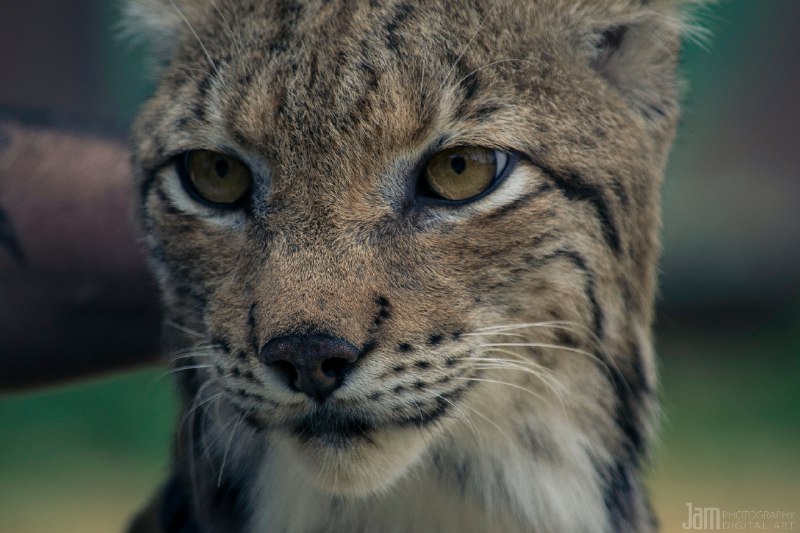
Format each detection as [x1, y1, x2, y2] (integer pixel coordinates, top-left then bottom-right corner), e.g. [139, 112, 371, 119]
[588, 0, 706, 123]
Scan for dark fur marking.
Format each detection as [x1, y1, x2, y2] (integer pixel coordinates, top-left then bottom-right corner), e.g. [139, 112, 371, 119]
[414, 361, 431, 370]
[393, 385, 405, 394]
[212, 337, 232, 354]
[609, 176, 630, 208]
[643, 103, 668, 120]
[455, 71, 481, 115]
[610, 356, 648, 462]
[238, 73, 253, 86]
[630, 346, 651, 395]
[344, 61, 381, 123]
[396, 383, 471, 428]
[428, 334, 444, 346]
[238, 388, 268, 403]
[174, 115, 190, 130]
[469, 102, 503, 121]
[398, 342, 414, 353]
[554, 330, 579, 348]
[276, 0, 303, 19]
[601, 458, 648, 532]
[138, 166, 164, 218]
[230, 128, 251, 149]
[526, 249, 603, 338]
[243, 413, 264, 432]
[358, 61, 380, 92]
[392, 364, 406, 373]
[481, 182, 552, 222]
[247, 303, 259, 351]
[360, 340, 377, 358]
[190, 102, 206, 122]
[368, 391, 383, 401]
[372, 297, 391, 327]
[0, 205, 25, 263]
[536, 165, 622, 254]
[460, 71, 481, 101]
[196, 73, 213, 99]
[384, 2, 415, 52]
[597, 346, 651, 529]
[445, 356, 457, 367]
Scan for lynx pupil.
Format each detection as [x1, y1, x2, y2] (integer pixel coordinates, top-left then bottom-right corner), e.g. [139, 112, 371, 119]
[215, 158, 229, 178]
[451, 156, 466, 174]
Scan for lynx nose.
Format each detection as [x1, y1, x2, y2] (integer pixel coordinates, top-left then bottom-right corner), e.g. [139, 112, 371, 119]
[259, 334, 360, 401]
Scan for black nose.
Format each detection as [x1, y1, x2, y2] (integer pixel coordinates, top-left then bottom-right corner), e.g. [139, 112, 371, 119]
[259, 334, 360, 401]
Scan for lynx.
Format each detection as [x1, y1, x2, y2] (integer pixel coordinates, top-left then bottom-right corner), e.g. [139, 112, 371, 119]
[126, 1, 694, 531]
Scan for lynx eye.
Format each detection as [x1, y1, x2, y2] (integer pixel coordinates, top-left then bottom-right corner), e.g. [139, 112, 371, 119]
[178, 150, 252, 206]
[421, 147, 509, 202]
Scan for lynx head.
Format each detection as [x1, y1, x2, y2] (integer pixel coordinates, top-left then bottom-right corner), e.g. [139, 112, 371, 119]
[128, 0, 691, 523]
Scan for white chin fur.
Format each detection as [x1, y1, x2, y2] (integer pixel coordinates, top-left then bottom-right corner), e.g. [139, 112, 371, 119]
[270, 425, 434, 496]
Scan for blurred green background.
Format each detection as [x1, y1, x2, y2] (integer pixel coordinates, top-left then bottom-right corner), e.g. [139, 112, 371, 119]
[1, 1, 798, 532]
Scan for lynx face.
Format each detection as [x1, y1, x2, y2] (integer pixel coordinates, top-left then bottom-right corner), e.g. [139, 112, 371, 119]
[129, 0, 688, 530]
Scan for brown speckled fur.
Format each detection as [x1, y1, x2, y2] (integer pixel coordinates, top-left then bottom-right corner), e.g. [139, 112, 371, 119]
[126, 1, 692, 531]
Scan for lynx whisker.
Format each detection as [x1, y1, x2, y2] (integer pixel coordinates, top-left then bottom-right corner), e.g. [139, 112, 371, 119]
[439, 0, 500, 93]
[168, 0, 222, 80]
[453, 376, 550, 407]
[473, 324, 636, 403]
[209, 0, 246, 62]
[455, 58, 540, 87]
[217, 414, 244, 488]
[164, 319, 207, 338]
[418, 388, 486, 444]
[465, 354, 569, 402]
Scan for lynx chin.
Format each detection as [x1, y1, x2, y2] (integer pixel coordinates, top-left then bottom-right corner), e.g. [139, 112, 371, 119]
[125, 1, 696, 531]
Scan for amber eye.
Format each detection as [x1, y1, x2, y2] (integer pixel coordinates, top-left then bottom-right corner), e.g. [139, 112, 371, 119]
[421, 147, 508, 202]
[179, 150, 252, 206]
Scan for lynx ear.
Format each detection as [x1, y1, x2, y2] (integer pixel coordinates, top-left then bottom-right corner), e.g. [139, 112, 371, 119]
[587, 0, 706, 123]
[121, 0, 191, 64]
